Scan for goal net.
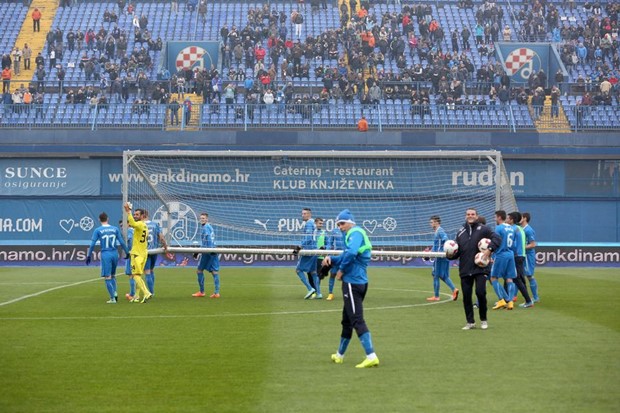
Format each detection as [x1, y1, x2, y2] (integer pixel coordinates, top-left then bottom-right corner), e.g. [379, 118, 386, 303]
[122, 150, 518, 258]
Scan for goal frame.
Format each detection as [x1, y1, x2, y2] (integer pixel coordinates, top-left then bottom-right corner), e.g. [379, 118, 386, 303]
[122, 149, 513, 258]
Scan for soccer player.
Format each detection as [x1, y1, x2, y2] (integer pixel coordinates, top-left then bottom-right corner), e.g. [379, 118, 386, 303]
[521, 212, 539, 302]
[325, 223, 344, 301]
[451, 208, 498, 330]
[144, 210, 168, 296]
[192, 212, 221, 298]
[323, 209, 379, 368]
[119, 220, 136, 301]
[293, 208, 319, 299]
[85, 212, 129, 303]
[123, 202, 152, 303]
[507, 212, 534, 308]
[487, 210, 517, 310]
[426, 215, 459, 302]
[312, 217, 327, 291]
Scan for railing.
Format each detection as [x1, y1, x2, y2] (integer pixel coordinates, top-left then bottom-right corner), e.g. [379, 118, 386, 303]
[1, 102, 618, 132]
[6, 77, 601, 99]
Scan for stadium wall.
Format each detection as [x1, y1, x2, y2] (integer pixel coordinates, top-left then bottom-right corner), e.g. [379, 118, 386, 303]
[0, 130, 618, 266]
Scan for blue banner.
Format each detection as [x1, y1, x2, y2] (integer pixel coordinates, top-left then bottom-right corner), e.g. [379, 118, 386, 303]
[0, 199, 121, 242]
[0, 159, 101, 196]
[2, 157, 618, 244]
[496, 43, 566, 87]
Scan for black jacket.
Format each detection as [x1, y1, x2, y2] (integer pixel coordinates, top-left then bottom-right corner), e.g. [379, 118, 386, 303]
[452, 221, 500, 277]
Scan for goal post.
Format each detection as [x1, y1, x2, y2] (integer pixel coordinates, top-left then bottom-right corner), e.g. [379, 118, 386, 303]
[122, 150, 518, 258]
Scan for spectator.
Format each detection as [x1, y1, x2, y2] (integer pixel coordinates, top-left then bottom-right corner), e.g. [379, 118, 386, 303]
[600, 78, 612, 96]
[575, 99, 584, 130]
[11, 47, 21, 76]
[2, 67, 11, 94]
[576, 43, 587, 64]
[198, 0, 207, 24]
[169, 98, 180, 125]
[224, 83, 235, 111]
[210, 97, 220, 114]
[48, 48, 56, 70]
[57, 65, 65, 94]
[35, 65, 46, 92]
[183, 97, 192, 125]
[531, 90, 544, 119]
[550, 85, 560, 118]
[22, 44, 31, 71]
[34, 91, 44, 119]
[502, 25, 511, 41]
[32, 8, 42, 32]
[291, 10, 304, 39]
[498, 85, 510, 105]
[263, 89, 274, 109]
[357, 115, 368, 131]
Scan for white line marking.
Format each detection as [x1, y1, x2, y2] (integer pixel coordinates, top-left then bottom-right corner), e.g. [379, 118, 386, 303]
[0, 278, 99, 307]
[0, 290, 452, 320]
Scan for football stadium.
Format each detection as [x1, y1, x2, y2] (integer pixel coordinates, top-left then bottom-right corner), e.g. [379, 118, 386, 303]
[1, 0, 619, 412]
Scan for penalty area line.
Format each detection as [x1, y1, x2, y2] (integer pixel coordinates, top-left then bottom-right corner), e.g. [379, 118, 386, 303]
[0, 278, 99, 307]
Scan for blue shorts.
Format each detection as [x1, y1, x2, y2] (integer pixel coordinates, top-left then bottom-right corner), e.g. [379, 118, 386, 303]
[198, 253, 220, 273]
[490, 253, 516, 279]
[145, 254, 158, 272]
[432, 258, 449, 278]
[100, 251, 118, 277]
[296, 255, 317, 274]
[524, 253, 536, 276]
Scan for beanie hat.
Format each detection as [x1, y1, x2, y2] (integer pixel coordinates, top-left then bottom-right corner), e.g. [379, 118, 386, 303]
[336, 209, 355, 225]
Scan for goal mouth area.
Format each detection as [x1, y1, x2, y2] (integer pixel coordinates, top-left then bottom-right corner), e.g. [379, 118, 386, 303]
[148, 247, 448, 259]
[125, 149, 517, 257]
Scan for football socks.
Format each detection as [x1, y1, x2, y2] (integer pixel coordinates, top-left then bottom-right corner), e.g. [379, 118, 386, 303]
[197, 272, 205, 293]
[146, 273, 155, 295]
[338, 337, 351, 356]
[212, 273, 220, 294]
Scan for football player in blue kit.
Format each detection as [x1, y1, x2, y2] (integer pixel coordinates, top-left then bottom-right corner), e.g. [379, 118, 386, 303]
[86, 212, 130, 303]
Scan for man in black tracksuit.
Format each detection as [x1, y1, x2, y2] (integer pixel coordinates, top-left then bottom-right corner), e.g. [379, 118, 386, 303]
[449, 208, 501, 330]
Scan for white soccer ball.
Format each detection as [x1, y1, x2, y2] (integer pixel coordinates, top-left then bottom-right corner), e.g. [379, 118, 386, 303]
[478, 238, 491, 251]
[443, 240, 458, 257]
[475, 252, 490, 267]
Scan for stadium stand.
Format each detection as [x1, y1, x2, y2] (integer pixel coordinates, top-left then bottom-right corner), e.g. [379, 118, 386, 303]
[0, 0, 618, 131]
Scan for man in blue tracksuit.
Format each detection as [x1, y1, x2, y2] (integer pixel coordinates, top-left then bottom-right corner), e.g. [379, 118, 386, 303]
[322, 209, 379, 368]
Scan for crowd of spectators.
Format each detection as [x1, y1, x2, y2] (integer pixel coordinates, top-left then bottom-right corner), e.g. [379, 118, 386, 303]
[1, 0, 619, 125]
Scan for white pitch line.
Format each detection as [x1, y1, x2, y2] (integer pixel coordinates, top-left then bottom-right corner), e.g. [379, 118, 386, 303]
[0, 278, 99, 307]
[0, 296, 453, 321]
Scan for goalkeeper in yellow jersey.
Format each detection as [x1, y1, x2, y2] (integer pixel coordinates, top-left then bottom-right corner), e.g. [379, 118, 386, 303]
[123, 202, 152, 303]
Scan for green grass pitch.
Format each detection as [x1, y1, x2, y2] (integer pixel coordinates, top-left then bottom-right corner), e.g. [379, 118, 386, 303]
[0, 266, 618, 413]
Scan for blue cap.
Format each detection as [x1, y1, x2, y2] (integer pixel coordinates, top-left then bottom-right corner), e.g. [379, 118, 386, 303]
[336, 209, 355, 225]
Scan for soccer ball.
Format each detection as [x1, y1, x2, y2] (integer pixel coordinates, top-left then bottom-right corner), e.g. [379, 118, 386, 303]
[475, 252, 490, 267]
[478, 238, 491, 251]
[443, 240, 458, 257]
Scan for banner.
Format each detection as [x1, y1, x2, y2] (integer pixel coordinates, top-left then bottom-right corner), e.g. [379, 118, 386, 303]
[0, 159, 101, 196]
[166, 41, 220, 74]
[496, 43, 567, 87]
[0, 199, 121, 242]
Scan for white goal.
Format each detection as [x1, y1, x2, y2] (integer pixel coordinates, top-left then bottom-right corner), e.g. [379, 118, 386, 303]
[122, 150, 518, 258]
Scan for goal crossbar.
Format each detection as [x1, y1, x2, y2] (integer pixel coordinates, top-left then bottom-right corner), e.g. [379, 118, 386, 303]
[149, 247, 447, 258]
